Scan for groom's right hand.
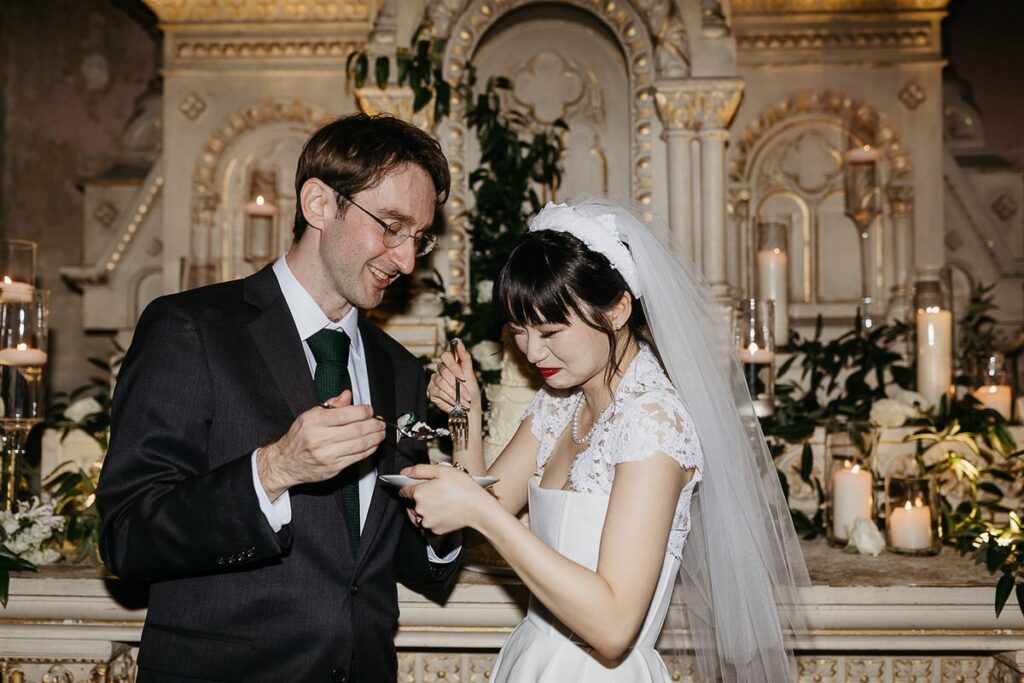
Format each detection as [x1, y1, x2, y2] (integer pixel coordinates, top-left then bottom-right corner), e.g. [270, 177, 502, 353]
[256, 390, 385, 501]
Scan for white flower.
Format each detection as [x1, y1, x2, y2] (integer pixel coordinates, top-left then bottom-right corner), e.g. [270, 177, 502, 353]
[846, 518, 885, 556]
[471, 341, 502, 372]
[65, 397, 103, 424]
[476, 279, 494, 304]
[892, 389, 930, 413]
[871, 399, 909, 428]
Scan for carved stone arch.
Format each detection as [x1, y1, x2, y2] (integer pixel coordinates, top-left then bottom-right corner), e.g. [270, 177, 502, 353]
[191, 98, 334, 198]
[729, 90, 912, 185]
[438, 0, 677, 300]
[187, 98, 335, 283]
[729, 90, 913, 309]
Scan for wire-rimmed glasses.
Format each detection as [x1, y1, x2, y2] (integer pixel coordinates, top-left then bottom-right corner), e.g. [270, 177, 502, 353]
[339, 194, 438, 256]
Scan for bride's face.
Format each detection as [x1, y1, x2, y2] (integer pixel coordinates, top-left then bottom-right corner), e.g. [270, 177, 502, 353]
[509, 311, 611, 391]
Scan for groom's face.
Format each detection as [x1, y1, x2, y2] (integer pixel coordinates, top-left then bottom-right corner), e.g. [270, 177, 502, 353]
[320, 163, 436, 311]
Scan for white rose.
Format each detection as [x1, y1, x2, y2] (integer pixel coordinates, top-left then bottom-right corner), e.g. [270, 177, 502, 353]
[471, 341, 503, 372]
[476, 279, 494, 304]
[870, 399, 908, 428]
[65, 397, 103, 424]
[846, 518, 885, 556]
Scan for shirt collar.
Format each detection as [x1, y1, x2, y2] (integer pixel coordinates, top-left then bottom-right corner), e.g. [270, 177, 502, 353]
[272, 255, 364, 360]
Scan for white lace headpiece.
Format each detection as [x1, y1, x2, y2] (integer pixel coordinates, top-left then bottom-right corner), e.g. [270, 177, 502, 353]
[528, 201, 643, 298]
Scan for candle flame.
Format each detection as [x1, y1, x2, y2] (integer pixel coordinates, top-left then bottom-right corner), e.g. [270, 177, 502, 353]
[987, 385, 998, 394]
[772, 248, 782, 255]
[16, 343, 27, 351]
[747, 342, 759, 353]
[903, 500, 913, 511]
[2, 276, 10, 285]
[255, 195, 266, 206]
[851, 464, 861, 474]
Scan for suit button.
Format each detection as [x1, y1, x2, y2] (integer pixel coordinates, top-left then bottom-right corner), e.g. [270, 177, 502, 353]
[350, 584, 359, 596]
[216, 557, 225, 565]
[330, 668, 346, 682]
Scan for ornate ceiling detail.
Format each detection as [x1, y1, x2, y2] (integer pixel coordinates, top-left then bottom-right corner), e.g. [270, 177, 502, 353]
[170, 38, 361, 62]
[732, 0, 948, 12]
[142, 0, 370, 23]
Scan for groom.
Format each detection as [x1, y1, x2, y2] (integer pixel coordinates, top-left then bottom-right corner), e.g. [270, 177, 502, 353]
[97, 113, 460, 682]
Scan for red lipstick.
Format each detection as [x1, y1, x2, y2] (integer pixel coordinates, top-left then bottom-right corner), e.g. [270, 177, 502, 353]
[538, 367, 560, 378]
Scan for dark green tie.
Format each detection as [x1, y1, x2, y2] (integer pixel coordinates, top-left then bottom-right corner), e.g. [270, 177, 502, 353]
[307, 328, 360, 554]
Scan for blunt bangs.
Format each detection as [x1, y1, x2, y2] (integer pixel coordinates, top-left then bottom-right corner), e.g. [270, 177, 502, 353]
[495, 237, 589, 328]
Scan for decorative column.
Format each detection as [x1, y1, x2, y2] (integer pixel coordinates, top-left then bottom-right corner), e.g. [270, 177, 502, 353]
[654, 88, 698, 260]
[886, 181, 914, 320]
[654, 79, 743, 299]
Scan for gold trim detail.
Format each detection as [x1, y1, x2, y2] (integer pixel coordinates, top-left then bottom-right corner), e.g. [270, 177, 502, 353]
[736, 27, 933, 52]
[732, 0, 948, 12]
[654, 79, 744, 132]
[143, 0, 370, 23]
[171, 38, 361, 61]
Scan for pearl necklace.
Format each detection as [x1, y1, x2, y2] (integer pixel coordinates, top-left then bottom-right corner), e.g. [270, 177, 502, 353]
[571, 393, 598, 445]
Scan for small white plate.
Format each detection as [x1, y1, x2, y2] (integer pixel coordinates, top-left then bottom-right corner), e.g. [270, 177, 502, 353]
[379, 474, 499, 488]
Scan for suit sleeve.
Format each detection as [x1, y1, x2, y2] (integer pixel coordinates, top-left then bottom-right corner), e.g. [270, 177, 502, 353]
[97, 297, 284, 581]
[394, 365, 460, 590]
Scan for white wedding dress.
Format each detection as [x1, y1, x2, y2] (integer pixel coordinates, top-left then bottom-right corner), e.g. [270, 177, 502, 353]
[489, 346, 704, 683]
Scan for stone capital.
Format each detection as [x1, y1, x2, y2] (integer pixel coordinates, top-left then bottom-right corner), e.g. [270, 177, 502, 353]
[653, 79, 744, 133]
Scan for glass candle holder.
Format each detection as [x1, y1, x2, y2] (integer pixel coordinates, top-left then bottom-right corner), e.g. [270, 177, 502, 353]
[0, 238, 36, 304]
[884, 476, 941, 555]
[735, 297, 775, 417]
[913, 279, 953, 411]
[971, 352, 1012, 421]
[755, 219, 789, 348]
[0, 288, 48, 510]
[244, 169, 279, 268]
[825, 419, 878, 546]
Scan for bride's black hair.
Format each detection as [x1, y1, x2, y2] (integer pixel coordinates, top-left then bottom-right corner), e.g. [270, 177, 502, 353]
[494, 229, 657, 384]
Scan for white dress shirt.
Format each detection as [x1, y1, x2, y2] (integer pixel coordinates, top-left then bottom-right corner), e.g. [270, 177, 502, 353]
[251, 255, 457, 563]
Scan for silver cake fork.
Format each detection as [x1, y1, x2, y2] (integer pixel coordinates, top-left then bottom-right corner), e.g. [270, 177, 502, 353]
[447, 339, 469, 451]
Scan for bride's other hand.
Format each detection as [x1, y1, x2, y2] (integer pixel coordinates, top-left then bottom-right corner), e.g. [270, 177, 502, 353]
[427, 339, 480, 414]
[399, 463, 493, 535]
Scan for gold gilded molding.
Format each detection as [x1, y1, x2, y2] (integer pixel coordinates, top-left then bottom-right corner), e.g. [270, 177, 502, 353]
[732, 0, 948, 13]
[171, 38, 361, 61]
[143, 0, 370, 23]
[654, 79, 744, 132]
[736, 27, 933, 52]
[355, 86, 434, 132]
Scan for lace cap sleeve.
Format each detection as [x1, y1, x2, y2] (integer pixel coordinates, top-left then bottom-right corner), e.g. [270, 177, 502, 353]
[610, 389, 704, 477]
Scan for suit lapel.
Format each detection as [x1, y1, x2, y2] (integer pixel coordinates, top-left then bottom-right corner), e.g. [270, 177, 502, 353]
[245, 266, 317, 418]
[354, 318, 398, 569]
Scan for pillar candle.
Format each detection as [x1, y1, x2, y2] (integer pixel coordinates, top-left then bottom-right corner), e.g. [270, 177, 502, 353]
[0, 343, 47, 366]
[915, 308, 953, 409]
[832, 462, 873, 541]
[889, 499, 932, 550]
[0, 276, 33, 304]
[757, 248, 788, 346]
[972, 384, 1012, 421]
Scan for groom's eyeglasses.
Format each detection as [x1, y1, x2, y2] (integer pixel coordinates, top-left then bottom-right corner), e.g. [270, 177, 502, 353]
[338, 194, 439, 257]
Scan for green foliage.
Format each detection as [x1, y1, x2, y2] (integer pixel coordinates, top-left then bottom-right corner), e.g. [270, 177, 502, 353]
[958, 283, 999, 376]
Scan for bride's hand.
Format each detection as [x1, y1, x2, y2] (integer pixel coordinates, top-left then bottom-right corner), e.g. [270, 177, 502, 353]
[399, 463, 492, 535]
[427, 338, 481, 415]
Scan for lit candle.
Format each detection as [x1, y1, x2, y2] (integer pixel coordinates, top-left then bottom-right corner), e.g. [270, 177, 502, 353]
[889, 499, 932, 550]
[0, 276, 33, 304]
[244, 195, 278, 261]
[737, 346, 774, 365]
[757, 248, 788, 346]
[972, 384, 1012, 420]
[832, 461, 874, 541]
[739, 345, 774, 417]
[0, 342, 47, 366]
[844, 145, 882, 163]
[915, 306, 953, 409]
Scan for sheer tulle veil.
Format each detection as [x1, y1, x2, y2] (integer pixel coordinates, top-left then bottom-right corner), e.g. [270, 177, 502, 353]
[546, 196, 812, 681]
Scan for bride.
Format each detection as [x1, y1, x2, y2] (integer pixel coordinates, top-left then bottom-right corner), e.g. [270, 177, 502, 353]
[401, 197, 810, 682]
